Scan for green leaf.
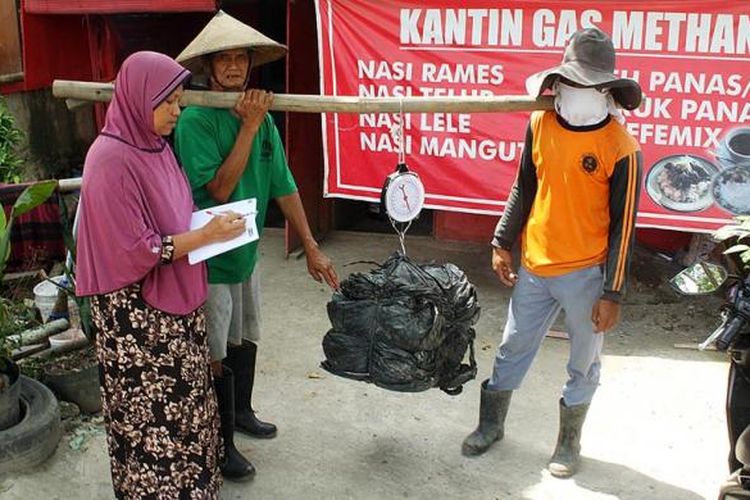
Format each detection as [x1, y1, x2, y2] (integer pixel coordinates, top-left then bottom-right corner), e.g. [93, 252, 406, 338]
[79, 298, 93, 341]
[715, 226, 743, 241]
[0, 96, 25, 183]
[58, 194, 77, 262]
[0, 224, 11, 276]
[68, 433, 87, 451]
[724, 244, 750, 254]
[0, 203, 6, 234]
[12, 180, 57, 218]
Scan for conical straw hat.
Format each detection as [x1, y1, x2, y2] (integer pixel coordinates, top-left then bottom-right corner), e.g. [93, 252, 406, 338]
[176, 10, 287, 72]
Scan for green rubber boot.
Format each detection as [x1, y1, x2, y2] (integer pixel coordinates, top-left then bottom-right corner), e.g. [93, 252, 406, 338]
[548, 399, 590, 478]
[461, 380, 513, 456]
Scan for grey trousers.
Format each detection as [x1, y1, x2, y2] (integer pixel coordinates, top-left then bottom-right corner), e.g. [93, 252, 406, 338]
[488, 265, 604, 406]
[205, 269, 262, 361]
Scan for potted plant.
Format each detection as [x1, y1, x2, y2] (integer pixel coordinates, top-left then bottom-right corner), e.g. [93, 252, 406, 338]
[39, 192, 101, 414]
[0, 180, 58, 427]
[0, 96, 24, 184]
[716, 216, 750, 273]
[0, 297, 41, 429]
[0, 317, 22, 430]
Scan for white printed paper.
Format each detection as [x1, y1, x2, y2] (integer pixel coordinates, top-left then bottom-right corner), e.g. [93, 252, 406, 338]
[188, 198, 258, 265]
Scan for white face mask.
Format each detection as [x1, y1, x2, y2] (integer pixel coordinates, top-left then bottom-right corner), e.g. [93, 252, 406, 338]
[553, 81, 621, 127]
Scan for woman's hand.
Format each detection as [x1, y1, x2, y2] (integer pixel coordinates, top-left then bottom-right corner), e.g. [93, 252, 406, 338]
[170, 211, 247, 261]
[202, 211, 247, 243]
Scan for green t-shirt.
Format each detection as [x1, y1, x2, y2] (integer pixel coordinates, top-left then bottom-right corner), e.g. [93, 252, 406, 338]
[174, 107, 297, 284]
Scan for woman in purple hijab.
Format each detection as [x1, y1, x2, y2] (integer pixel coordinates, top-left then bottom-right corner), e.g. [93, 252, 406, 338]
[76, 51, 246, 499]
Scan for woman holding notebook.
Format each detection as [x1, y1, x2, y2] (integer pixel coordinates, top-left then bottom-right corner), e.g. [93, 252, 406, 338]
[75, 51, 245, 499]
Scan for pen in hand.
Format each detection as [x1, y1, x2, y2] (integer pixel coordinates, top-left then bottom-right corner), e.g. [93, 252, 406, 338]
[206, 210, 256, 218]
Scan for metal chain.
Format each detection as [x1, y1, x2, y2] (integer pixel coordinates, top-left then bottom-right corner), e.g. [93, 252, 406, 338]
[385, 98, 411, 255]
[390, 218, 412, 255]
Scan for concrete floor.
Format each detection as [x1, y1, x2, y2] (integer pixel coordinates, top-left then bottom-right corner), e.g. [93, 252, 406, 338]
[0, 229, 731, 499]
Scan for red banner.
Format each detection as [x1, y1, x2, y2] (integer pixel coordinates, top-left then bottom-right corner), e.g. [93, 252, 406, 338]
[316, 0, 750, 232]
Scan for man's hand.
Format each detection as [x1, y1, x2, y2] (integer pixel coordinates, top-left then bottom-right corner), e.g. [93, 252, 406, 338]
[274, 192, 339, 290]
[206, 90, 271, 204]
[234, 89, 273, 131]
[491, 247, 518, 287]
[306, 246, 339, 290]
[591, 299, 620, 333]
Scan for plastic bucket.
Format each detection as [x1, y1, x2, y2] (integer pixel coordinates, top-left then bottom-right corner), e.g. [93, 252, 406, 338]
[48, 329, 87, 353]
[33, 276, 77, 323]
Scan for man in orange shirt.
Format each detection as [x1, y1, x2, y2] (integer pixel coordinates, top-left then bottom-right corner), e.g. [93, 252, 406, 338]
[462, 28, 643, 478]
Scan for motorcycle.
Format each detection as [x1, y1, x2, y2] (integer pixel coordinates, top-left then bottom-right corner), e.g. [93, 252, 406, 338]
[670, 260, 750, 499]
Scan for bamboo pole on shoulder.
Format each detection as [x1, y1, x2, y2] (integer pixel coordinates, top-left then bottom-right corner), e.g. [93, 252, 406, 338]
[53, 80, 555, 114]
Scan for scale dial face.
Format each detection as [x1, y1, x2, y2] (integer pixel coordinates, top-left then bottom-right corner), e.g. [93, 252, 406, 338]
[384, 172, 425, 223]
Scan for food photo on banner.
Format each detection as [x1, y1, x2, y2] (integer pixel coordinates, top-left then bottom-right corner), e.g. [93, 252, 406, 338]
[314, 0, 750, 232]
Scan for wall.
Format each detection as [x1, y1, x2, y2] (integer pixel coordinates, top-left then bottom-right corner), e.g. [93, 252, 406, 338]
[5, 89, 95, 180]
[0, 11, 99, 180]
[1, 12, 94, 94]
[0, 0, 23, 83]
[286, 0, 331, 250]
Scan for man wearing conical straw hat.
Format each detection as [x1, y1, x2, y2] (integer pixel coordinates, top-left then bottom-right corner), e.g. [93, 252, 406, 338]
[174, 10, 339, 482]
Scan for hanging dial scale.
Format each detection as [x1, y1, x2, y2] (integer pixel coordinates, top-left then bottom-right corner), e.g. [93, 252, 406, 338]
[380, 100, 425, 254]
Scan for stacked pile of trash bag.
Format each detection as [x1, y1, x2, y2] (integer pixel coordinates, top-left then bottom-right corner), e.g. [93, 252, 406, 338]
[321, 253, 480, 395]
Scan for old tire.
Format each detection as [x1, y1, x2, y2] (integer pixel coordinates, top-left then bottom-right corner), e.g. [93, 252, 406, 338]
[0, 376, 61, 473]
[0, 358, 21, 430]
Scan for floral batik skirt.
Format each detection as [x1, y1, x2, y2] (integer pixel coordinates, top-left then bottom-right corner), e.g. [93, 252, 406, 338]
[91, 284, 222, 500]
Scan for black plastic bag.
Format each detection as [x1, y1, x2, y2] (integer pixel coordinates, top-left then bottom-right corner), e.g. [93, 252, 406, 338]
[321, 253, 479, 395]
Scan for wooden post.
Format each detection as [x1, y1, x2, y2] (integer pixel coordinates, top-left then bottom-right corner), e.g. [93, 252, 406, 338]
[53, 79, 555, 114]
[58, 177, 82, 193]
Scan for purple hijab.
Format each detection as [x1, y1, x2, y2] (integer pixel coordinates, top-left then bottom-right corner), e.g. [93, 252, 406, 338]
[76, 51, 207, 315]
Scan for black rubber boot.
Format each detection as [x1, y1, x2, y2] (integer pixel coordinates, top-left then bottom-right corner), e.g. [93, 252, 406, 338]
[225, 340, 278, 439]
[461, 379, 513, 456]
[214, 366, 256, 481]
[548, 398, 590, 478]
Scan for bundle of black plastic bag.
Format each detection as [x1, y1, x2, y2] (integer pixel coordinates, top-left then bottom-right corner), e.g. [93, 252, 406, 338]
[321, 253, 479, 395]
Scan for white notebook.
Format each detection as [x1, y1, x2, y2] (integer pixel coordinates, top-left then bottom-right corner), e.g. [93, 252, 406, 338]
[188, 198, 259, 265]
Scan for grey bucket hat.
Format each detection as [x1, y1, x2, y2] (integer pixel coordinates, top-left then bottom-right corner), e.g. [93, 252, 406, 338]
[176, 10, 287, 74]
[525, 27, 642, 110]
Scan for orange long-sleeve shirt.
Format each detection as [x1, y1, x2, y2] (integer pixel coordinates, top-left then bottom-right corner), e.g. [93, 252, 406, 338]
[492, 111, 642, 301]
